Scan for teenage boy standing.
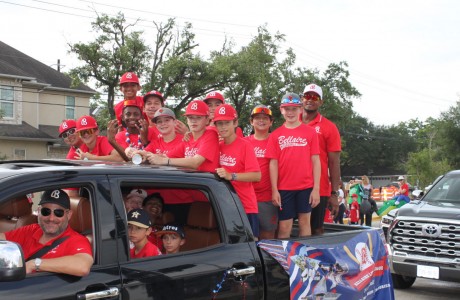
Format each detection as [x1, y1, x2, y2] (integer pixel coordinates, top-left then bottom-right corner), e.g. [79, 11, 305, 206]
[214, 104, 261, 238]
[267, 93, 321, 238]
[301, 83, 342, 235]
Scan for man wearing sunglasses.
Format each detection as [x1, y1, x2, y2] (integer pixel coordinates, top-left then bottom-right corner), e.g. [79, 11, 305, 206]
[59, 119, 83, 160]
[301, 83, 342, 235]
[0, 189, 93, 276]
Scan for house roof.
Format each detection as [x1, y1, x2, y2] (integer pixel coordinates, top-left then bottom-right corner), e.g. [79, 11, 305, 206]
[0, 41, 95, 93]
[0, 122, 57, 141]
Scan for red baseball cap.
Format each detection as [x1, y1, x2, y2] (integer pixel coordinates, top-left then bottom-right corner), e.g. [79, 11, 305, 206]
[204, 91, 225, 104]
[76, 115, 98, 132]
[59, 119, 76, 137]
[352, 193, 358, 198]
[184, 100, 210, 116]
[143, 90, 164, 104]
[120, 72, 140, 85]
[213, 104, 237, 122]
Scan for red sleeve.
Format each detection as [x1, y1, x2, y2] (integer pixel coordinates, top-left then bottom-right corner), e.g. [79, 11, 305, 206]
[243, 140, 260, 172]
[167, 142, 185, 158]
[98, 137, 115, 156]
[265, 132, 279, 159]
[5, 224, 33, 245]
[325, 120, 342, 152]
[115, 132, 129, 149]
[196, 130, 219, 162]
[309, 127, 320, 156]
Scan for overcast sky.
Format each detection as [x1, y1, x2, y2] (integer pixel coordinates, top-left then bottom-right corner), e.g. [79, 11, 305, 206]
[1, 0, 459, 126]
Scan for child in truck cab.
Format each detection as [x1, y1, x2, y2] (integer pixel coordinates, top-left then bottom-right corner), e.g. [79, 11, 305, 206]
[127, 208, 162, 258]
[156, 224, 186, 254]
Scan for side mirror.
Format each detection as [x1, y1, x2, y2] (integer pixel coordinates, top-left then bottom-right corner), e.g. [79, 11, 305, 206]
[0, 241, 26, 281]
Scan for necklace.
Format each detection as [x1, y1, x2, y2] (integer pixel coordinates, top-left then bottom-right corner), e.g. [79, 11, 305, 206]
[125, 130, 143, 149]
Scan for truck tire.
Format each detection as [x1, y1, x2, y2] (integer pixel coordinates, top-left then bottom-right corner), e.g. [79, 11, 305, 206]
[392, 273, 416, 289]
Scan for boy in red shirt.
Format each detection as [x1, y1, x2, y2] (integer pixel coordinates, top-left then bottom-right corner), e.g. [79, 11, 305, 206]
[127, 208, 162, 258]
[214, 104, 261, 238]
[203, 91, 244, 137]
[146, 100, 220, 172]
[59, 119, 83, 159]
[245, 105, 277, 239]
[114, 72, 144, 126]
[349, 193, 360, 225]
[74, 115, 123, 162]
[266, 92, 321, 238]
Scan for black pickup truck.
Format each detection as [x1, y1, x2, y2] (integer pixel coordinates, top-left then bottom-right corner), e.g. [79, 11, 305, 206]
[0, 160, 383, 299]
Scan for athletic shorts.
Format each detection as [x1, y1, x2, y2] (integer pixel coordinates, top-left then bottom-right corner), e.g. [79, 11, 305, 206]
[246, 213, 260, 238]
[258, 201, 278, 232]
[278, 188, 312, 221]
[311, 196, 328, 230]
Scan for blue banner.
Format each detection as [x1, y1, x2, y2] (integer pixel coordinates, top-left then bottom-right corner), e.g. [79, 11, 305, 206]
[258, 229, 394, 300]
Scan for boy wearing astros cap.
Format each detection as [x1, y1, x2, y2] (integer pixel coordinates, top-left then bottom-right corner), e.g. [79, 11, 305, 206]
[145, 100, 219, 172]
[127, 208, 162, 258]
[266, 93, 321, 238]
[156, 224, 186, 254]
[74, 115, 123, 162]
[214, 104, 261, 238]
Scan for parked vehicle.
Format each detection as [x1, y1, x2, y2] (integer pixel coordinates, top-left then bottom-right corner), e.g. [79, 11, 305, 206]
[386, 170, 460, 289]
[0, 160, 383, 299]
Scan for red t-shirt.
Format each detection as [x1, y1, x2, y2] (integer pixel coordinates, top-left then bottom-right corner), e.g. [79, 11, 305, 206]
[168, 129, 219, 172]
[400, 183, 409, 196]
[305, 113, 341, 196]
[79, 136, 114, 156]
[350, 200, 360, 223]
[130, 241, 162, 258]
[5, 224, 92, 260]
[245, 135, 272, 202]
[219, 137, 260, 214]
[66, 146, 79, 159]
[266, 123, 320, 190]
[144, 134, 184, 154]
[148, 230, 163, 252]
[115, 128, 159, 150]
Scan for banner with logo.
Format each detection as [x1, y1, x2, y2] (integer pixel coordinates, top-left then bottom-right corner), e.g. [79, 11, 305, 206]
[258, 229, 394, 300]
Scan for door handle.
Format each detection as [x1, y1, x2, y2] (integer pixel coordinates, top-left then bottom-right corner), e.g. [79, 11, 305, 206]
[77, 287, 120, 300]
[227, 266, 255, 277]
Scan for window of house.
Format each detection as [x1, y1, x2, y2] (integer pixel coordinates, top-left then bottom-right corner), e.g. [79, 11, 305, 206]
[65, 96, 75, 119]
[0, 85, 14, 118]
[13, 149, 26, 160]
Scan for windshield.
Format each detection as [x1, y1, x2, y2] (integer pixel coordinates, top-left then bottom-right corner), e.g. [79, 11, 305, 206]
[423, 173, 460, 203]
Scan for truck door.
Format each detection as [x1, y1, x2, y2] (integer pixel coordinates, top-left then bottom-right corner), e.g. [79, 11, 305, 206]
[112, 176, 263, 299]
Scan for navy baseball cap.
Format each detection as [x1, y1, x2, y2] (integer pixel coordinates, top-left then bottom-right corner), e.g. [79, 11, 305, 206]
[39, 189, 70, 209]
[156, 224, 185, 239]
[127, 208, 151, 229]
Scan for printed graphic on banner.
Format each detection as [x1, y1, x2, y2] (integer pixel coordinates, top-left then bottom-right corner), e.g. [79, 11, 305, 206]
[258, 229, 394, 300]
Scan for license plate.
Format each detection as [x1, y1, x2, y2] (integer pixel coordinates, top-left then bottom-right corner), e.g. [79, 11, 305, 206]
[417, 265, 439, 279]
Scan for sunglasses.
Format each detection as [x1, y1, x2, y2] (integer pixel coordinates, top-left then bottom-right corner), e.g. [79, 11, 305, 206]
[61, 128, 76, 139]
[302, 93, 321, 102]
[251, 107, 272, 116]
[280, 97, 301, 105]
[78, 128, 95, 137]
[40, 207, 67, 218]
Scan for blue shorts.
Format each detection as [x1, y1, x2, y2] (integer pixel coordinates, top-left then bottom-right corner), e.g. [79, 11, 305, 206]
[246, 213, 259, 238]
[279, 188, 313, 221]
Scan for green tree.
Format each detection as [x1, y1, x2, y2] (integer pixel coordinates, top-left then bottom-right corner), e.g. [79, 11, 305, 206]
[68, 13, 150, 118]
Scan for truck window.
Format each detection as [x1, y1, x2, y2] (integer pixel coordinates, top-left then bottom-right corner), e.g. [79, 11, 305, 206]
[120, 184, 221, 256]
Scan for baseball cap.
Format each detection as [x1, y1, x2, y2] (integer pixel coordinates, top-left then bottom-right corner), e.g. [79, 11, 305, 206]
[303, 83, 323, 99]
[143, 90, 165, 104]
[153, 107, 176, 122]
[184, 100, 210, 116]
[280, 92, 302, 107]
[127, 189, 147, 201]
[120, 72, 140, 85]
[213, 104, 237, 122]
[397, 176, 405, 181]
[59, 120, 76, 137]
[39, 189, 70, 209]
[156, 224, 185, 239]
[204, 91, 225, 104]
[352, 193, 358, 198]
[251, 105, 273, 118]
[127, 208, 151, 229]
[76, 115, 98, 132]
